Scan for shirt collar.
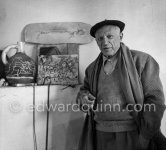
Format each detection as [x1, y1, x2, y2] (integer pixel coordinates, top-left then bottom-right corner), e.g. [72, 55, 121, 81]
[102, 49, 119, 65]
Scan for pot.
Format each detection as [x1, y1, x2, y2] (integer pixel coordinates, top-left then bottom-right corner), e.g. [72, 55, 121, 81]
[1, 41, 36, 86]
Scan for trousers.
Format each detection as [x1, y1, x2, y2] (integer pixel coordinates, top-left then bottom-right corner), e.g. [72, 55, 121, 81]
[96, 129, 140, 150]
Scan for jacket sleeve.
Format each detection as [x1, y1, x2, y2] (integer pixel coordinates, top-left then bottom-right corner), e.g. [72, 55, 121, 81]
[76, 68, 91, 104]
[140, 55, 165, 139]
[80, 68, 91, 92]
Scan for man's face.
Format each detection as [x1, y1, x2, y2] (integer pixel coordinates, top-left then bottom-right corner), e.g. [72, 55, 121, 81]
[95, 25, 122, 57]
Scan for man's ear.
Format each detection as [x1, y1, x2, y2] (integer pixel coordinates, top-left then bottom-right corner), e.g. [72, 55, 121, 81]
[120, 33, 123, 40]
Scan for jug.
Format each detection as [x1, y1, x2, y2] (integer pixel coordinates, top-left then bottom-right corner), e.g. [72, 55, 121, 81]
[1, 41, 36, 86]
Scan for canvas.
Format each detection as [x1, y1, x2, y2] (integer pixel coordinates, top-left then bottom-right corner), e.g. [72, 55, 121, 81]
[37, 54, 79, 85]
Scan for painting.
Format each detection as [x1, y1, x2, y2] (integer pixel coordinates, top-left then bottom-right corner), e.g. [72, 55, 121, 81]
[37, 54, 79, 85]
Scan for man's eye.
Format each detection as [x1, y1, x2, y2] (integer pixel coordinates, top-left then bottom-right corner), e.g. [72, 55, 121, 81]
[107, 35, 113, 39]
[98, 37, 103, 41]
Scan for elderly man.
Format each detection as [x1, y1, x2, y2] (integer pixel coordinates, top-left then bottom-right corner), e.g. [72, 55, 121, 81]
[76, 20, 165, 150]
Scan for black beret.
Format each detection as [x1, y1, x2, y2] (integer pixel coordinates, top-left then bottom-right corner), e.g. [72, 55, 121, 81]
[90, 20, 125, 37]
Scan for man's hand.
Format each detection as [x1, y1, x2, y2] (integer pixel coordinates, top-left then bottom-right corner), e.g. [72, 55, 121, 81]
[76, 91, 96, 112]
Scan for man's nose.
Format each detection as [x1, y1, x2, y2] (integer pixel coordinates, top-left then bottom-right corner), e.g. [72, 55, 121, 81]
[103, 37, 109, 45]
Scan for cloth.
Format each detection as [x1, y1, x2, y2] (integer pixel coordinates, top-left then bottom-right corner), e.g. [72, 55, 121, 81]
[95, 64, 136, 132]
[148, 130, 166, 150]
[80, 42, 165, 140]
[102, 53, 118, 75]
[95, 129, 139, 150]
[96, 120, 137, 133]
[78, 109, 96, 150]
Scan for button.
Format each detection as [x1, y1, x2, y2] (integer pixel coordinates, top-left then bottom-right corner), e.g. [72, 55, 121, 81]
[107, 59, 112, 62]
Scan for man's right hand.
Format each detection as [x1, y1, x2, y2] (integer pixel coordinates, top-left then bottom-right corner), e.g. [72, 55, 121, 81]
[76, 91, 96, 112]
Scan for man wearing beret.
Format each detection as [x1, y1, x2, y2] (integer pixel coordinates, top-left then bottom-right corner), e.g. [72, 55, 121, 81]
[76, 20, 166, 150]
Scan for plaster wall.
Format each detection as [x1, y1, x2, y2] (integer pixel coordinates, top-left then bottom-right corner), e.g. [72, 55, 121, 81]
[0, 0, 166, 149]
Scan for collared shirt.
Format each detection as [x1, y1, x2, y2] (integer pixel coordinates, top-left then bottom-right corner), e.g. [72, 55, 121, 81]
[102, 50, 119, 66]
[102, 51, 119, 75]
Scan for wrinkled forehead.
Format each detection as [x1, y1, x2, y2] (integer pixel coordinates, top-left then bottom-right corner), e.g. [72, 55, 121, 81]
[95, 25, 121, 37]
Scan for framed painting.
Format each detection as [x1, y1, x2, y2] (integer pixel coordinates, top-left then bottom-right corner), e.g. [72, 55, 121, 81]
[37, 54, 79, 85]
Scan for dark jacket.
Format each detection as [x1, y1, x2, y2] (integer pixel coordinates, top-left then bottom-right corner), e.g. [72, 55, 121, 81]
[80, 43, 165, 144]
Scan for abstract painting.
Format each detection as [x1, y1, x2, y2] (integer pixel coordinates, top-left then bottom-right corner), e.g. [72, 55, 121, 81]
[37, 54, 79, 85]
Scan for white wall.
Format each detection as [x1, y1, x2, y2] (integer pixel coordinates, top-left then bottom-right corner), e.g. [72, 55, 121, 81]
[0, 0, 166, 148]
[0, 85, 83, 150]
